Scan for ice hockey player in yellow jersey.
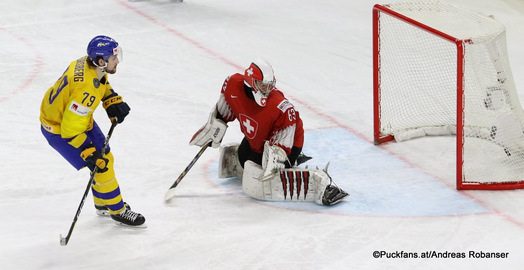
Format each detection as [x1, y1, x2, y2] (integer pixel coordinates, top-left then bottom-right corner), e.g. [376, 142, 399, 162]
[40, 35, 145, 227]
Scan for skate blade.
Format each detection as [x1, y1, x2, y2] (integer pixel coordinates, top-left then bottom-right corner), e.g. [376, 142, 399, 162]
[329, 192, 349, 206]
[323, 191, 349, 206]
[114, 221, 148, 229]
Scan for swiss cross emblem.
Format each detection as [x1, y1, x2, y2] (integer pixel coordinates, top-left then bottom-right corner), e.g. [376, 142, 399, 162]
[239, 113, 258, 139]
[247, 68, 253, 76]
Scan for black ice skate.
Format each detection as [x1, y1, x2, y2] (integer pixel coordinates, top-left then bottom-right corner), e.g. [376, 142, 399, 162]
[318, 163, 349, 206]
[295, 152, 313, 166]
[322, 185, 349, 206]
[95, 202, 130, 216]
[110, 208, 146, 227]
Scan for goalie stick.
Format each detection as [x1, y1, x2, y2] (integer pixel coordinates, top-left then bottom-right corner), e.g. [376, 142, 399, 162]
[60, 121, 118, 246]
[164, 143, 210, 201]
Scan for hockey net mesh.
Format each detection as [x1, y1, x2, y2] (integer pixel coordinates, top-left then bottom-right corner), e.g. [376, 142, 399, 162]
[375, 2, 524, 188]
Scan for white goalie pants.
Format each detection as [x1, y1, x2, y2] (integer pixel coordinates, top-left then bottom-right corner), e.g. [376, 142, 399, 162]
[241, 160, 329, 205]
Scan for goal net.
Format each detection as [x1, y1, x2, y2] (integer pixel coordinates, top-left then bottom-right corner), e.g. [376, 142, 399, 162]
[373, 1, 524, 190]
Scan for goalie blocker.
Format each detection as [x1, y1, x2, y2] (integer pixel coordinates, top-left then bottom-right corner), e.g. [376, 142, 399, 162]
[219, 142, 349, 206]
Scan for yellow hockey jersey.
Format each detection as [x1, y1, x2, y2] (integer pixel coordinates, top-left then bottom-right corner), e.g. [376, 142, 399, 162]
[40, 56, 114, 148]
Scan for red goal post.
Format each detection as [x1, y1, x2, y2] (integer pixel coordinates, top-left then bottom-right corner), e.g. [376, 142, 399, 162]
[373, 2, 524, 190]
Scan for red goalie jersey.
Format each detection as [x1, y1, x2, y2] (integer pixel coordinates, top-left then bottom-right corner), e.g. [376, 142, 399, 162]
[216, 73, 304, 155]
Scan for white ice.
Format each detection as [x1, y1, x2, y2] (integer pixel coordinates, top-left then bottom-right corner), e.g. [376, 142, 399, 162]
[1, 0, 524, 269]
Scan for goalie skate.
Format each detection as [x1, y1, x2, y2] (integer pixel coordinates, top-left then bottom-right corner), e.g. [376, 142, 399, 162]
[317, 164, 349, 206]
[295, 152, 312, 166]
[322, 185, 349, 206]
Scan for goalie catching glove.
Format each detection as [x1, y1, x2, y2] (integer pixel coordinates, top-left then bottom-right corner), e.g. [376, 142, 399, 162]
[103, 93, 130, 124]
[190, 108, 228, 148]
[80, 145, 109, 173]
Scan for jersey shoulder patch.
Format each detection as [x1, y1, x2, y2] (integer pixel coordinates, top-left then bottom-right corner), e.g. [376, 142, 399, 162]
[276, 99, 294, 113]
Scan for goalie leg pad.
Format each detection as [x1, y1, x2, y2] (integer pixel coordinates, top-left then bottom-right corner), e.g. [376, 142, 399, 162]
[242, 161, 348, 205]
[218, 142, 243, 179]
[311, 170, 349, 205]
[243, 160, 297, 201]
[242, 160, 266, 200]
[312, 170, 330, 204]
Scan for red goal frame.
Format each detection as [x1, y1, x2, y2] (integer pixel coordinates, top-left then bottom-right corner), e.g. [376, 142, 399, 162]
[372, 4, 524, 190]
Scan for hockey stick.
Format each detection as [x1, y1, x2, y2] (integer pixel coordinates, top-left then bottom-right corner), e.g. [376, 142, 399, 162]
[164, 143, 210, 201]
[59, 121, 118, 246]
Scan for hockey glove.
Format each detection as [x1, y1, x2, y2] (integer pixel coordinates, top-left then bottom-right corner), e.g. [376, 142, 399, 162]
[260, 141, 287, 181]
[190, 108, 228, 148]
[80, 145, 109, 173]
[103, 94, 130, 124]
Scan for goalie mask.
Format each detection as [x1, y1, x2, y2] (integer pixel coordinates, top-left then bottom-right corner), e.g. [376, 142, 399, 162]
[244, 59, 276, 107]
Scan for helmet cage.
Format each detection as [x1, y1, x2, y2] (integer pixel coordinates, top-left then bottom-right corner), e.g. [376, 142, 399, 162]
[252, 78, 276, 96]
[245, 60, 276, 107]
